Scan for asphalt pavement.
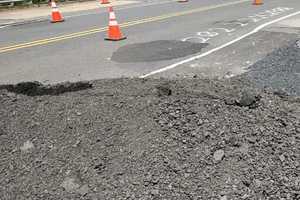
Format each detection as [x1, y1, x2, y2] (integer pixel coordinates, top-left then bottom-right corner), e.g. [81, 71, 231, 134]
[1, 1, 300, 199]
[0, 0, 299, 85]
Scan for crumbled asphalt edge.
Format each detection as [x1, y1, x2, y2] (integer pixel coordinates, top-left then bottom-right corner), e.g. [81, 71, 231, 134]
[240, 38, 300, 96]
[0, 77, 299, 199]
[0, 81, 93, 96]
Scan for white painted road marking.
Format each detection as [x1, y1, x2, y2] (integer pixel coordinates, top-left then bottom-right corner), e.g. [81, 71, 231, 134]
[140, 10, 300, 78]
[209, 28, 236, 33]
[296, 40, 300, 48]
[0, 25, 9, 29]
[181, 7, 293, 44]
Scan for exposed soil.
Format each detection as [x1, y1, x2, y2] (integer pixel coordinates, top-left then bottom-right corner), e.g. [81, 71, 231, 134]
[0, 77, 299, 199]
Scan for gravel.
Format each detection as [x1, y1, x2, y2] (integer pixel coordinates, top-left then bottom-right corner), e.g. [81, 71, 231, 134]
[241, 39, 300, 96]
[213, 149, 225, 162]
[0, 77, 299, 199]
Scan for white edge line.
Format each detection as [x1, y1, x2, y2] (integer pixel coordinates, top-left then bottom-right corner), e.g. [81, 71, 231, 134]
[140, 10, 300, 78]
[0, 25, 9, 29]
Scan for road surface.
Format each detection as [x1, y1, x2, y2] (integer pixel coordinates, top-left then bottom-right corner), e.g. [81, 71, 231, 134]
[0, 0, 299, 84]
[1, 1, 300, 199]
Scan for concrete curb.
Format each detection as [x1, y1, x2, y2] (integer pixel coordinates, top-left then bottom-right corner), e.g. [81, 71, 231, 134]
[0, 17, 48, 27]
[0, 0, 140, 27]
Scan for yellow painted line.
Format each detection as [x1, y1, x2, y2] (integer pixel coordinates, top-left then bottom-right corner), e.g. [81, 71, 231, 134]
[0, 0, 250, 53]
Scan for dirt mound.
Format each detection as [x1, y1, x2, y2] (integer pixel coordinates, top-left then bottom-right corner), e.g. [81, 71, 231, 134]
[0, 78, 299, 199]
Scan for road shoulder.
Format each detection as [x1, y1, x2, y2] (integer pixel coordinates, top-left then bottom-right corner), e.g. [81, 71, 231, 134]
[0, 0, 138, 27]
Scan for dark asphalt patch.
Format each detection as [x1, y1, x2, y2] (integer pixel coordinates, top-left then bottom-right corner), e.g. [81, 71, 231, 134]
[111, 40, 208, 63]
[0, 81, 92, 96]
[241, 39, 300, 96]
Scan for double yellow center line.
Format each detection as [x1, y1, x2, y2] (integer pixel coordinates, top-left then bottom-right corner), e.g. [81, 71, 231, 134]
[0, 0, 249, 53]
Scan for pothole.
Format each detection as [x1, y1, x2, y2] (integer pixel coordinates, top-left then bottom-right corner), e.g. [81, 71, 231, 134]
[111, 40, 209, 63]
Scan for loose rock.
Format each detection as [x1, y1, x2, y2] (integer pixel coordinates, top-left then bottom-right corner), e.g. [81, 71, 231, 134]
[155, 84, 172, 96]
[61, 177, 80, 193]
[20, 140, 34, 152]
[237, 90, 261, 108]
[213, 149, 225, 161]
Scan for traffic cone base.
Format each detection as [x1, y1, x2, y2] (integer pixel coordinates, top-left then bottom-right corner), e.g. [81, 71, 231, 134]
[101, 0, 110, 4]
[105, 26, 126, 41]
[51, 19, 65, 23]
[253, 0, 263, 5]
[51, 13, 64, 23]
[105, 37, 127, 41]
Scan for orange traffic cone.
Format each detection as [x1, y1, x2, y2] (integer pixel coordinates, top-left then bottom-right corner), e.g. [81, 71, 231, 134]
[51, 0, 64, 23]
[253, 0, 263, 5]
[105, 7, 126, 41]
[178, 0, 188, 2]
[101, 0, 110, 4]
